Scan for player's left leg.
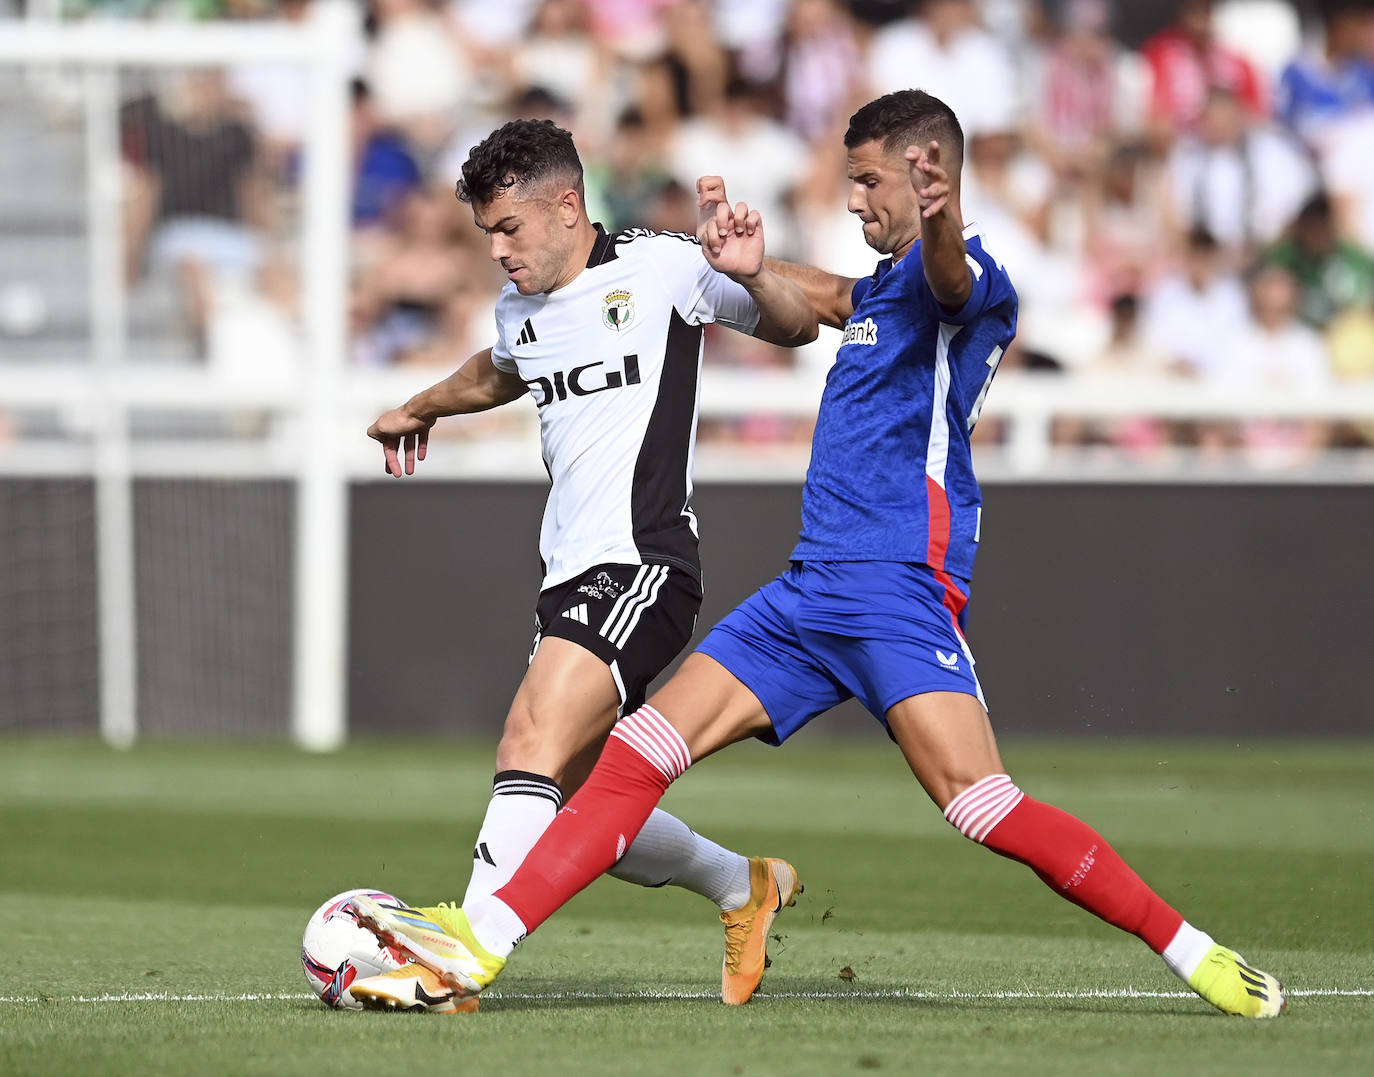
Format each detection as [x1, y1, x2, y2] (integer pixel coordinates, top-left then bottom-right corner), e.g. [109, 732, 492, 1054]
[464, 564, 755, 922]
[886, 690, 1284, 1017]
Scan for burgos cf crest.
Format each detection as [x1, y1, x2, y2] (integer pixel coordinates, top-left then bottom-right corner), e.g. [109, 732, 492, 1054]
[602, 289, 634, 332]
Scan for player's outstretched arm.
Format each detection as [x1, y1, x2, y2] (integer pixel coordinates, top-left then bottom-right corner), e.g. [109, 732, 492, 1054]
[763, 257, 858, 331]
[699, 197, 818, 347]
[696, 175, 856, 330]
[367, 348, 526, 477]
[907, 141, 971, 312]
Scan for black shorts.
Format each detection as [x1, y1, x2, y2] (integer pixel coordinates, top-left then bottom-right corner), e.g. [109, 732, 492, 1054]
[532, 563, 702, 714]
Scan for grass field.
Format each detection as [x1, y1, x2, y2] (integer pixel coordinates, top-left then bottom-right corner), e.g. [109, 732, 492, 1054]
[1, 736, 1371, 1076]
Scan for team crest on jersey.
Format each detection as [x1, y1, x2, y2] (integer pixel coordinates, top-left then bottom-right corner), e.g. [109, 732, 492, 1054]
[602, 289, 635, 332]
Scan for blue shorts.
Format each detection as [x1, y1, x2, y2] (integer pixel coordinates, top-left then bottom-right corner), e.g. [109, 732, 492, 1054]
[696, 561, 985, 745]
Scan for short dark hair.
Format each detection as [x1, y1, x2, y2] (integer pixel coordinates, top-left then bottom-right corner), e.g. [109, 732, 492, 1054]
[844, 90, 965, 164]
[1296, 190, 1333, 225]
[1186, 225, 1219, 251]
[457, 118, 583, 206]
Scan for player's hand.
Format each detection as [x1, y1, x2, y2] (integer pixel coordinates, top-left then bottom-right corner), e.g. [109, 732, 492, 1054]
[696, 175, 730, 240]
[367, 406, 435, 477]
[906, 141, 951, 219]
[700, 199, 766, 279]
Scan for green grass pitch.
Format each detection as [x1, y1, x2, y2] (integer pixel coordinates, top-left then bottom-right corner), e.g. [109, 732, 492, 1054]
[2, 736, 1371, 1076]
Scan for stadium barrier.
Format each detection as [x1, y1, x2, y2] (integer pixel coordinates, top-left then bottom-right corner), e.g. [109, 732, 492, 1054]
[1, 13, 1372, 746]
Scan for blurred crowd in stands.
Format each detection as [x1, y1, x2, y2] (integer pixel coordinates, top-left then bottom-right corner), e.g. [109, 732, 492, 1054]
[45, 0, 1374, 456]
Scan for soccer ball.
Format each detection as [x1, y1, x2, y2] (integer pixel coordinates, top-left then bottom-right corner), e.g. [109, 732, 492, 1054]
[300, 889, 406, 1009]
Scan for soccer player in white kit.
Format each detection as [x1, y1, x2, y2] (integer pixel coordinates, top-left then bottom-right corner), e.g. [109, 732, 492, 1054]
[355, 119, 818, 1012]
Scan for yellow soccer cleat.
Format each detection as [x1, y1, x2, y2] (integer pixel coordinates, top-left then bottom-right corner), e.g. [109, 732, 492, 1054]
[348, 962, 480, 1014]
[1187, 944, 1286, 1017]
[720, 857, 803, 1005]
[349, 896, 506, 998]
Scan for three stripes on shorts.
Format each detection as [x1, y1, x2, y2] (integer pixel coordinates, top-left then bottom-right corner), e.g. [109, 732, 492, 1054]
[599, 564, 669, 648]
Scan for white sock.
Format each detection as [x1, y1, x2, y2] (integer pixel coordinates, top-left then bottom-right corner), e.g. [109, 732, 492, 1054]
[467, 895, 529, 959]
[607, 808, 753, 910]
[1162, 921, 1216, 982]
[461, 771, 562, 906]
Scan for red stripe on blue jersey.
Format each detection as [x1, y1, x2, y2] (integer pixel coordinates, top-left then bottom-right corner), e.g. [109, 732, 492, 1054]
[925, 474, 951, 571]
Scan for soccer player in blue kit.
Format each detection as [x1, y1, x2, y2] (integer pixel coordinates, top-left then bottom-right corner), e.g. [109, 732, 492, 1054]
[349, 91, 1286, 1018]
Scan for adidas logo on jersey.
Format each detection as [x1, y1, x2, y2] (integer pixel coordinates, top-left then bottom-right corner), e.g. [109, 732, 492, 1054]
[515, 318, 538, 347]
[936, 649, 960, 670]
[841, 317, 878, 347]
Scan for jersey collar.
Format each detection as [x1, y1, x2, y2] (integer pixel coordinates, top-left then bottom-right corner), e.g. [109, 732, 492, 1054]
[586, 223, 616, 268]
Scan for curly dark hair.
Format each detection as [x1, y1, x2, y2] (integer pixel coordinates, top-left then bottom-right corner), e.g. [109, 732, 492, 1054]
[456, 118, 584, 206]
[844, 90, 965, 165]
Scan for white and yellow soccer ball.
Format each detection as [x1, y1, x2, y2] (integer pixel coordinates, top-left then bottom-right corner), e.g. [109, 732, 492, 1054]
[301, 889, 406, 1009]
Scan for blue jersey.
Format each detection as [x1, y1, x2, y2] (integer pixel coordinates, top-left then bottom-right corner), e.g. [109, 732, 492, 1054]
[1276, 54, 1374, 139]
[790, 226, 1017, 581]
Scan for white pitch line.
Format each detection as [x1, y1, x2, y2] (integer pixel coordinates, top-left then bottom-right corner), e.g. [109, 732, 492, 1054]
[0, 988, 1370, 1005]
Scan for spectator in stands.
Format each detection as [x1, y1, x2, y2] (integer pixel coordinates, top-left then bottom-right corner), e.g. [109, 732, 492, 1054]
[581, 0, 678, 61]
[1223, 264, 1333, 463]
[640, 177, 698, 234]
[962, 125, 1052, 246]
[1083, 293, 1175, 379]
[391, 274, 497, 374]
[1321, 110, 1374, 252]
[120, 69, 269, 347]
[1023, 0, 1148, 182]
[1142, 227, 1249, 378]
[227, 0, 316, 185]
[350, 188, 485, 367]
[866, 0, 1018, 139]
[1165, 87, 1317, 258]
[1260, 192, 1374, 331]
[509, 0, 614, 138]
[960, 118, 1106, 369]
[585, 108, 673, 232]
[779, 0, 865, 144]
[654, 0, 731, 119]
[445, 0, 543, 54]
[351, 80, 424, 243]
[667, 77, 809, 259]
[1275, 0, 1374, 153]
[365, 0, 473, 155]
[1140, 0, 1266, 140]
[1082, 142, 1176, 301]
[1058, 292, 1174, 456]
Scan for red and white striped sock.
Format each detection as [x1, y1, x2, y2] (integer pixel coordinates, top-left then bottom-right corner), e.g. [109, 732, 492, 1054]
[945, 774, 1185, 954]
[470, 707, 692, 956]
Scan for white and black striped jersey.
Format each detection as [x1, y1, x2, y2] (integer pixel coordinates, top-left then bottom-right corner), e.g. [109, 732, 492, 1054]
[491, 225, 761, 589]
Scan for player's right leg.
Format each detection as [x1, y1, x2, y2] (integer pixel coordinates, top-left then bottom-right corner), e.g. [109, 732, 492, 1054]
[886, 689, 1284, 1017]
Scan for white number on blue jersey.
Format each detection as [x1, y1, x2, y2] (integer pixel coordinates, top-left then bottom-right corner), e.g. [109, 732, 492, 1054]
[965, 344, 1005, 430]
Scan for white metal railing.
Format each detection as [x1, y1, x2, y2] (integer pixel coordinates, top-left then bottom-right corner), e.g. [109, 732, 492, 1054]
[0, 6, 355, 751]
[6, 364, 1374, 479]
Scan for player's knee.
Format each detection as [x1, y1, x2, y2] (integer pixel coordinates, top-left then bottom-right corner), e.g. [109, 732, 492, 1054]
[494, 704, 561, 774]
[941, 772, 1025, 844]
